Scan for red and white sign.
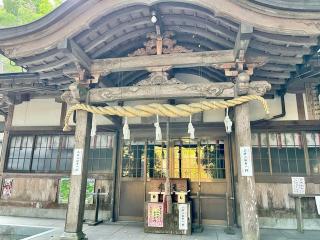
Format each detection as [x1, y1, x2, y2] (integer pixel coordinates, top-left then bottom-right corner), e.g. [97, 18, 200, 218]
[147, 202, 164, 228]
[2, 178, 13, 198]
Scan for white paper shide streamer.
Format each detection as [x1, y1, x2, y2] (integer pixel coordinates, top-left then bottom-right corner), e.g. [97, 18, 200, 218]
[188, 115, 195, 139]
[316, 196, 320, 215]
[90, 114, 97, 137]
[154, 115, 162, 141]
[224, 108, 232, 134]
[123, 117, 130, 140]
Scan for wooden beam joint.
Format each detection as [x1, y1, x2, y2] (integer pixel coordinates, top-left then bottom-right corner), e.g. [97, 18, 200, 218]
[58, 39, 91, 72]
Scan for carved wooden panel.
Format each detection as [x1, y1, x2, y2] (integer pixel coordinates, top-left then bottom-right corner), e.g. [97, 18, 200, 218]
[305, 83, 320, 120]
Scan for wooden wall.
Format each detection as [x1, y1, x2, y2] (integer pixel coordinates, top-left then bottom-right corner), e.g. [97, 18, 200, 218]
[0, 175, 113, 212]
[255, 183, 320, 218]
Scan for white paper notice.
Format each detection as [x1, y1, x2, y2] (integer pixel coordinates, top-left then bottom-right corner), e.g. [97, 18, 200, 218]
[240, 146, 253, 176]
[315, 196, 320, 215]
[178, 204, 188, 230]
[72, 149, 83, 175]
[291, 177, 305, 195]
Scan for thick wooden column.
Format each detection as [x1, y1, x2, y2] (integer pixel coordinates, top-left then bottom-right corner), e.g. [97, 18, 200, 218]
[61, 109, 92, 240]
[0, 105, 14, 174]
[234, 73, 260, 240]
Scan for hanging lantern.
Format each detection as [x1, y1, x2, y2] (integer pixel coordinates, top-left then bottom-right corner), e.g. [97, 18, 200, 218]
[123, 117, 130, 140]
[90, 114, 97, 137]
[188, 115, 195, 139]
[224, 108, 233, 134]
[154, 115, 162, 141]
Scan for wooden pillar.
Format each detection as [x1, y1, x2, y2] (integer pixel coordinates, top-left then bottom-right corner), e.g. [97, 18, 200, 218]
[234, 73, 260, 240]
[295, 197, 303, 232]
[61, 109, 92, 240]
[0, 105, 14, 174]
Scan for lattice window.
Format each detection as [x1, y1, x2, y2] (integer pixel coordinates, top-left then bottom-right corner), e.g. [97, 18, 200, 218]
[7, 136, 34, 171]
[6, 133, 114, 173]
[252, 132, 306, 175]
[32, 135, 60, 172]
[306, 132, 320, 174]
[121, 141, 145, 178]
[252, 133, 270, 173]
[88, 133, 114, 172]
[199, 140, 225, 181]
[171, 139, 225, 182]
[59, 135, 74, 171]
[146, 141, 167, 178]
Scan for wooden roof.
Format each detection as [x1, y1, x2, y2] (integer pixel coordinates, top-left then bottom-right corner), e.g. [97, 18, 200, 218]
[0, 0, 319, 109]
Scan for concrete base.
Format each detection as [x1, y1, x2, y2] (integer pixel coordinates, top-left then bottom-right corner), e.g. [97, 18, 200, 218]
[0, 206, 111, 221]
[60, 231, 87, 240]
[259, 217, 320, 230]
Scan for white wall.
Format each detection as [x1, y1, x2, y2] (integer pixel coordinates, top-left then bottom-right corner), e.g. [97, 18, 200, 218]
[249, 93, 299, 121]
[277, 93, 299, 121]
[12, 98, 62, 126]
[175, 73, 211, 84]
[202, 94, 299, 122]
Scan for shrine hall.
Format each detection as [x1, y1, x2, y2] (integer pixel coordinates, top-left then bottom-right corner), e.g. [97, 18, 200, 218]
[0, 1, 319, 240]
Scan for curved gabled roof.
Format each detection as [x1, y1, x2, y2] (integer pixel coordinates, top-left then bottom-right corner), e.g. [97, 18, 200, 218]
[0, 0, 319, 95]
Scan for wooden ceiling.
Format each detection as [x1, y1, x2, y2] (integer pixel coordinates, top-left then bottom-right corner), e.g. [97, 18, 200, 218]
[0, 0, 319, 110]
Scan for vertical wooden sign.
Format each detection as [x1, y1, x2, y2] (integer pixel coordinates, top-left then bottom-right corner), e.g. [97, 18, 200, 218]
[178, 204, 188, 230]
[72, 148, 83, 175]
[240, 146, 253, 176]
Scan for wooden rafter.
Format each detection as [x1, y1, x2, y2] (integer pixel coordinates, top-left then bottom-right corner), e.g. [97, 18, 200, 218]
[233, 23, 253, 61]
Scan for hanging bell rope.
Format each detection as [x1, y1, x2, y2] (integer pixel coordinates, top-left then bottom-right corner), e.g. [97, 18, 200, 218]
[63, 95, 270, 131]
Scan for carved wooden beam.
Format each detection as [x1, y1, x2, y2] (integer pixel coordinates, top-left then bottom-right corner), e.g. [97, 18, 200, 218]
[89, 83, 235, 102]
[60, 81, 271, 104]
[91, 50, 235, 74]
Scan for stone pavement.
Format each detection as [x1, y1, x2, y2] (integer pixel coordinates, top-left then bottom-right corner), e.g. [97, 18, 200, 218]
[0, 216, 319, 240]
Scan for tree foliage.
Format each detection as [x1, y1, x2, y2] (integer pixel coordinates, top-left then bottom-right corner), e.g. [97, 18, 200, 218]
[0, 0, 62, 73]
[0, 0, 61, 27]
[0, 55, 22, 73]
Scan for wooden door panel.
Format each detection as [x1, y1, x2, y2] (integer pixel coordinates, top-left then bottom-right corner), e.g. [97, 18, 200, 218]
[119, 181, 144, 220]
